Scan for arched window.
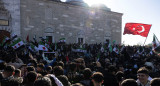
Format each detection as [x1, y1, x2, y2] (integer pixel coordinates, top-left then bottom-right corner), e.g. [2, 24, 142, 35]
[44, 27, 54, 43]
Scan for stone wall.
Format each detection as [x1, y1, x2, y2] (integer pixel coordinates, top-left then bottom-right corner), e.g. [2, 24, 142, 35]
[2, 0, 20, 37]
[19, 0, 122, 44]
[0, 0, 122, 44]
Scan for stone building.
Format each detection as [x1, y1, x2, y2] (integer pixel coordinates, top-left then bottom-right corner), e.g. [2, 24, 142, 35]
[0, 0, 123, 44]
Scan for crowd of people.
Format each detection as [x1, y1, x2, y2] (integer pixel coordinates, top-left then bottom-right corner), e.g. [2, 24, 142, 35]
[0, 42, 160, 86]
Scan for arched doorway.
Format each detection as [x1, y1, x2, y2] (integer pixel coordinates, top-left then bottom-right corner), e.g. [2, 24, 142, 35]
[77, 30, 85, 44]
[0, 30, 10, 43]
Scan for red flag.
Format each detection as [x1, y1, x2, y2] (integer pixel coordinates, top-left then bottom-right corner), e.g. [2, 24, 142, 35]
[123, 23, 152, 37]
[26, 35, 29, 42]
[66, 56, 69, 62]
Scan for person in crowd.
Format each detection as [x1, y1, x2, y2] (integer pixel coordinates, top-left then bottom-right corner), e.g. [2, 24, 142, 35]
[57, 75, 71, 86]
[8, 54, 24, 69]
[67, 62, 79, 84]
[24, 71, 37, 86]
[58, 61, 64, 68]
[103, 65, 119, 86]
[8, 78, 22, 86]
[14, 69, 23, 84]
[1, 65, 15, 86]
[36, 63, 47, 76]
[145, 66, 153, 80]
[28, 59, 37, 67]
[46, 66, 53, 74]
[1, 42, 160, 86]
[117, 65, 124, 72]
[0, 62, 7, 83]
[26, 66, 35, 72]
[14, 69, 21, 78]
[80, 68, 92, 86]
[34, 77, 52, 86]
[91, 72, 104, 86]
[72, 83, 84, 86]
[53, 66, 64, 77]
[121, 79, 138, 86]
[45, 74, 64, 86]
[150, 78, 160, 86]
[19, 64, 27, 77]
[116, 71, 125, 86]
[136, 67, 150, 86]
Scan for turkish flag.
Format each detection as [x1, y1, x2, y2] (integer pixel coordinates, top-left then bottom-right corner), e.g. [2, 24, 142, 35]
[123, 23, 152, 37]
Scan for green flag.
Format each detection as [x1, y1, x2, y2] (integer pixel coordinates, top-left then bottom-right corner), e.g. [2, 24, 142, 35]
[97, 52, 100, 61]
[108, 42, 112, 52]
[152, 34, 160, 50]
[10, 38, 24, 49]
[59, 38, 66, 42]
[0, 36, 9, 46]
[55, 42, 57, 50]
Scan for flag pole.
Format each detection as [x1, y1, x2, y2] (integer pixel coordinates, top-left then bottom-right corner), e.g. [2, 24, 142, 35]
[143, 25, 152, 46]
[143, 37, 148, 46]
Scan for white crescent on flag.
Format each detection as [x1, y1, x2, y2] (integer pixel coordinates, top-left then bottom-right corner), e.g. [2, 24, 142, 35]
[138, 25, 145, 33]
[124, 23, 151, 37]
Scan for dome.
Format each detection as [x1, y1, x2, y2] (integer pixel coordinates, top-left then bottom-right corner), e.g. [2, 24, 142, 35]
[65, 0, 89, 7]
[91, 4, 111, 11]
[66, 0, 83, 2]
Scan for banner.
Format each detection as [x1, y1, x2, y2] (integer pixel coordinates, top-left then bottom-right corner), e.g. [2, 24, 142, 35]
[10, 38, 24, 49]
[152, 34, 160, 50]
[123, 23, 152, 37]
[72, 48, 87, 53]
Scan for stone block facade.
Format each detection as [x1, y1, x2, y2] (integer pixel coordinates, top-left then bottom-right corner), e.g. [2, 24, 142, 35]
[1, 0, 123, 44]
[2, 0, 20, 37]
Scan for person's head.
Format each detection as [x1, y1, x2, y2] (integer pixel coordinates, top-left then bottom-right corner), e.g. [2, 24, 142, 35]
[28, 59, 37, 67]
[34, 77, 52, 86]
[116, 71, 124, 83]
[72, 83, 84, 86]
[27, 66, 35, 72]
[69, 62, 77, 72]
[150, 78, 160, 86]
[19, 64, 27, 76]
[121, 79, 138, 86]
[137, 67, 149, 84]
[91, 72, 104, 86]
[14, 69, 21, 77]
[58, 61, 64, 68]
[53, 66, 64, 76]
[26, 71, 37, 83]
[83, 68, 92, 79]
[57, 75, 71, 86]
[46, 66, 52, 74]
[108, 65, 117, 75]
[8, 78, 22, 86]
[37, 63, 45, 72]
[117, 65, 124, 72]
[105, 58, 110, 63]
[3, 65, 15, 78]
[45, 74, 57, 86]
